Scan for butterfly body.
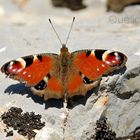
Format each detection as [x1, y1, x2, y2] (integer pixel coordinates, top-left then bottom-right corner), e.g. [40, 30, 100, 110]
[1, 43, 127, 100]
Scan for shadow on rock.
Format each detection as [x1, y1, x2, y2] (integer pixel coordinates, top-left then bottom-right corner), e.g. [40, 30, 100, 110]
[3, 66, 125, 109]
[67, 84, 100, 109]
[4, 83, 28, 95]
[4, 82, 100, 109]
[4, 83, 63, 108]
[4, 83, 44, 105]
[45, 99, 64, 109]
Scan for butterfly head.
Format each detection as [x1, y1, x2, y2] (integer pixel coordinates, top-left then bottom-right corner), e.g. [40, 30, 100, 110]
[60, 44, 69, 54]
[102, 50, 127, 68]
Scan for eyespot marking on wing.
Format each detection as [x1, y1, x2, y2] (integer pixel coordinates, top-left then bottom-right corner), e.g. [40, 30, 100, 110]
[33, 74, 51, 91]
[2, 60, 24, 75]
[34, 79, 47, 90]
[102, 51, 127, 67]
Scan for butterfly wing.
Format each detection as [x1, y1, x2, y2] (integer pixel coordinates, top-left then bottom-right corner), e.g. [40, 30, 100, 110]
[1, 49, 127, 99]
[1, 54, 64, 100]
[66, 49, 127, 97]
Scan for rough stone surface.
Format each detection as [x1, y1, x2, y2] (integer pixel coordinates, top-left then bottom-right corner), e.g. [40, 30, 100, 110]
[103, 66, 140, 137]
[0, 0, 140, 140]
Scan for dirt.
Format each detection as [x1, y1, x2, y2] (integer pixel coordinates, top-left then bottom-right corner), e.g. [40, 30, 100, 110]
[1, 107, 45, 140]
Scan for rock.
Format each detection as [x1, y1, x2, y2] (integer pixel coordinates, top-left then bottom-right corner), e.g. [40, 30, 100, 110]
[51, 0, 86, 11]
[114, 66, 140, 98]
[107, 0, 140, 12]
[102, 66, 140, 137]
[64, 94, 109, 140]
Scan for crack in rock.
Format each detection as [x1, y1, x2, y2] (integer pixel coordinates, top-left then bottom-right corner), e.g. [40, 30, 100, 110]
[62, 97, 70, 140]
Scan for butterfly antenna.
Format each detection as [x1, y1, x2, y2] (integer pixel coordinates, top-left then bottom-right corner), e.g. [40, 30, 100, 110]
[49, 19, 63, 46]
[65, 17, 75, 45]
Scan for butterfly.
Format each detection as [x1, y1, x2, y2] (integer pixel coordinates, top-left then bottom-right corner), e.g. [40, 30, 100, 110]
[1, 18, 127, 101]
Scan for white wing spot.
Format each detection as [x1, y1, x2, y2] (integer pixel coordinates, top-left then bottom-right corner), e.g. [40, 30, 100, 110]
[112, 60, 116, 63]
[10, 61, 14, 66]
[23, 71, 27, 75]
[97, 68, 100, 71]
[17, 69, 22, 73]
[12, 69, 16, 72]
[28, 75, 31, 78]
[106, 61, 111, 65]
[114, 52, 119, 57]
[102, 64, 105, 67]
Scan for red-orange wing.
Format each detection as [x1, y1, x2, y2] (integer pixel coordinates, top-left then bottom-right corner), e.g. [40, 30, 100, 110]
[1, 54, 64, 100]
[72, 49, 127, 80]
[66, 49, 127, 97]
[1, 54, 57, 85]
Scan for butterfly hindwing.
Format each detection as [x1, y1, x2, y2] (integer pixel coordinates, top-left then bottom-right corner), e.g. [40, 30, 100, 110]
[66, 64, 100, 97]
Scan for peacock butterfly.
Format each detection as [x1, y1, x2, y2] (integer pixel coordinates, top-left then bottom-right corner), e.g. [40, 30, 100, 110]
[1, 17, 127, 101]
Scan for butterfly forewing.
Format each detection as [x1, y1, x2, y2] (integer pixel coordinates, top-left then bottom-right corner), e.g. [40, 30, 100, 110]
[1, 53, 65, 99]
[1, 54, 55, 85]
[71, 49, 127, 80]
